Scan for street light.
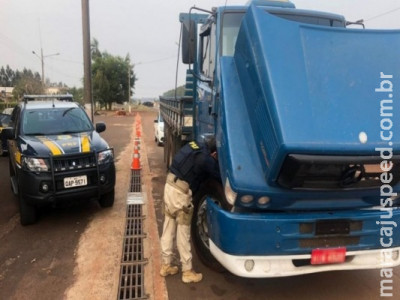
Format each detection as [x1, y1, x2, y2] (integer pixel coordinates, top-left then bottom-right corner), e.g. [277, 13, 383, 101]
[32, 49, 60, 88]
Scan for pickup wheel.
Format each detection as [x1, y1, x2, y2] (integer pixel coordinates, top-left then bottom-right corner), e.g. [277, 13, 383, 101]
[192, 180, 232, 272]
[99, 189, 115, 207]
[19, 194, 37, 226]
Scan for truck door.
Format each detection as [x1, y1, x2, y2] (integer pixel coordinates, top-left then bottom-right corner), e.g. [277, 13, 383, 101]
[196, 22, 216, 137]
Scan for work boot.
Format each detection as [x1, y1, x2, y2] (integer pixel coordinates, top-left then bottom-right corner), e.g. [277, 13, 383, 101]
[182, 269, 203, 283]
[160, 264, 179, 277]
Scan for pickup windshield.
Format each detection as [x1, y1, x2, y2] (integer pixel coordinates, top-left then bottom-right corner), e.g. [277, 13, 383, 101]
[222, 10, 345, 56]
[22, 107, 93, 135]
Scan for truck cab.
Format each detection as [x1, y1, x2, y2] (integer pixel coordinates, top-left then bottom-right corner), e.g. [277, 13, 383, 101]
[161, 0, 400, 277]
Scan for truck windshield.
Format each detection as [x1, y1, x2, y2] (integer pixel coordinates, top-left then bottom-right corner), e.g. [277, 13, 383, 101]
[221, 10, 345, 56]
[22, 107, 93, 135]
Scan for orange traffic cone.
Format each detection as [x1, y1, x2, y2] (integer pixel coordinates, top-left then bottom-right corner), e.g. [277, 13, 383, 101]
[131, 153, 141, 170]
[134, 139, 140, 149]
[136, 129, 141, 138]
[133, 144, 140, 154]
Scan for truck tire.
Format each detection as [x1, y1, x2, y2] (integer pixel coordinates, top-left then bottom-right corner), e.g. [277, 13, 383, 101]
[19, 194, 37, 226]
[192, 180, 232, 272]
[99, 189, 115, 207]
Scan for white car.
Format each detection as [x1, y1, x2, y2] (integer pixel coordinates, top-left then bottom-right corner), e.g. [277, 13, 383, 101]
[154, 112, 164, 146]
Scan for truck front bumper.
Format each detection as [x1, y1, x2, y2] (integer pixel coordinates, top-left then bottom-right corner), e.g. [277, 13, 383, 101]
[210, 241, 400, 277]
[207, 199, 400, 277]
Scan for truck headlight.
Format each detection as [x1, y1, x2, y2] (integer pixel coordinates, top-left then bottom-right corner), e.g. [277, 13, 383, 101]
[22, 157, 50, 172]
[224, 178, 237, 205]
[258, 196, 270, 205]
[240, 195, 253, 204]
[98, 149, 114, 165]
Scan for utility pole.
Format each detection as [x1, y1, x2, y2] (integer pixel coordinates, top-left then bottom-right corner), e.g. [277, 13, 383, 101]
[81, 0, 94, 122]
[32, 49, 59, 89]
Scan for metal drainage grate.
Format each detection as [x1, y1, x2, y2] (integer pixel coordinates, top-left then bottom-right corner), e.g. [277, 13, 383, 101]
[118, 139, 149, 299]
[122, 236, 146, 263]
[119, 263, 147, 300]
[125, 217, 146, 237]
[126, 204, 143, 218]
[130, 170, 142, 192]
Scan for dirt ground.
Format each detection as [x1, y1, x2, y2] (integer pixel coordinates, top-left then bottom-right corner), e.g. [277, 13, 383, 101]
[64, 110, 168, 299]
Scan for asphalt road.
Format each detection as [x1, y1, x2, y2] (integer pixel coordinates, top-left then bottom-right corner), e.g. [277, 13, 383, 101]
[0, 110, 399, 299]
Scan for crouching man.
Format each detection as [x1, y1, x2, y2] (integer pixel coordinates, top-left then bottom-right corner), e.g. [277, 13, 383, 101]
[160, 138, 220, 283]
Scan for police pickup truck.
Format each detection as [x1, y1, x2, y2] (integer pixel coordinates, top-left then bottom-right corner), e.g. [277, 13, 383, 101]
[2, 95, 115, 225]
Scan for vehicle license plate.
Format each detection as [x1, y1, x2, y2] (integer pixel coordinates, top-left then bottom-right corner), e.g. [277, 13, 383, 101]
[64, 175, 87, 188]
[311, 247, 346, 265]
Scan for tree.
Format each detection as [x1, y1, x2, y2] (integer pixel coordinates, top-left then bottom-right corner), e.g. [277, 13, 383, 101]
[91, 39, 137, 110]
[12, 73, 44, 99]
[0, 65, 16, 86]
[5, 65, 16, 85]
[0, 67, 7, 86]
[91, 38, 102, 60]
[0, 65, 42, 87]
[163, 85, 185, 97]
[67, 87, 84, 104]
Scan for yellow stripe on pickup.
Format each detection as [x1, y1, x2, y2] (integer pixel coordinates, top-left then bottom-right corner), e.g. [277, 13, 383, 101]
[37, 136, 63, 155]
[15, 151, 21, 165]
[81, 134, 90, 152]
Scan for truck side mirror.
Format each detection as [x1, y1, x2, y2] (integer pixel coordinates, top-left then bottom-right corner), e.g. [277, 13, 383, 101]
[95, 122, 106, 133]
[182, 19, 196, 64]
[2, 127, 15, 140]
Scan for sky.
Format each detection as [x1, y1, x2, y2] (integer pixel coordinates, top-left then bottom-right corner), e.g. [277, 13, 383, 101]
[1, 0, 399, 99]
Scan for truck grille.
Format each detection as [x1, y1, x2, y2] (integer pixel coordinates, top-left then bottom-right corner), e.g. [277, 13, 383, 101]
[298, 220, 362, 249]
[277, 154, 400, 190]
[299, 236, 360, 248]
[52, 152, 97, 172]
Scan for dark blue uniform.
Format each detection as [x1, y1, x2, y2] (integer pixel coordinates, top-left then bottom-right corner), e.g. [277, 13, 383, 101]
[169, 141, 220, 194]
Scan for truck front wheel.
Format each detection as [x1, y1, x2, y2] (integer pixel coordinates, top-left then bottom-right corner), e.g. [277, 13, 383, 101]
[192, 180, 232, 272]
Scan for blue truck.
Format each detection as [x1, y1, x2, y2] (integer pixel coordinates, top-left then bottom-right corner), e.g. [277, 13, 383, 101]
[160, 0, 400, 277]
